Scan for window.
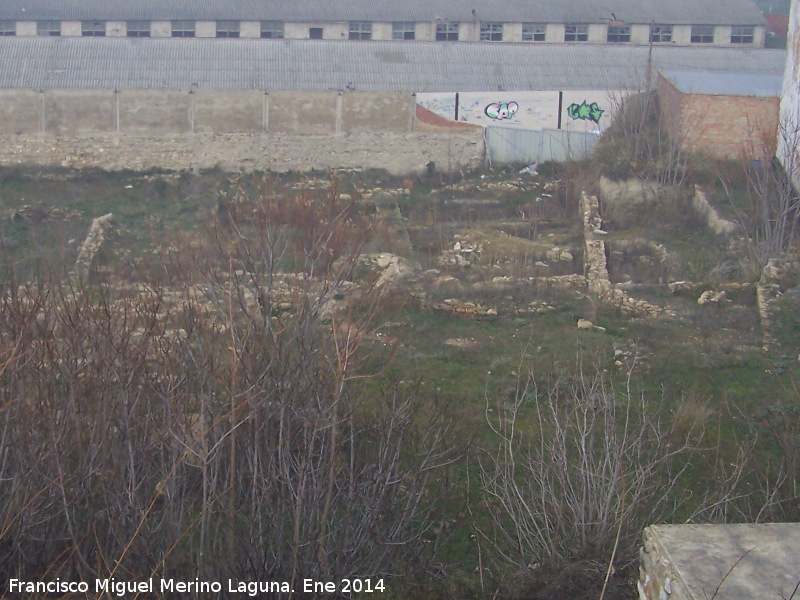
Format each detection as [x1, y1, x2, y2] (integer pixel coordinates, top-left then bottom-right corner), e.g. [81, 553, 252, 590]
[309, 27, 323, 39]
[436, 22, 459, 41]
[216, 20, 239, 38]
[0, 21, 15, 36]
[564, 24, 588, 42]
[480, 22, 503, 41]
[37, 21, 61, 36]
[82, 21, 106, 37]
[349, 22, 372, 40]
[261, 21, 283, 38]
[522, 23, 546, 41]
[607, 25, 630, 42]
[731, 26, 754, 44]
[127, 21, 150, 37]
[172, 21, 195, 38]
[690, 25, 714, 43]
[650, 25, 672, 43]
[392, 22, 415, 40]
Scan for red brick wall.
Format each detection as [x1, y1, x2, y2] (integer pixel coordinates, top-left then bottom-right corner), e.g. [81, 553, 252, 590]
[682, 93, 779, 160]
[658, 73, 779, 161]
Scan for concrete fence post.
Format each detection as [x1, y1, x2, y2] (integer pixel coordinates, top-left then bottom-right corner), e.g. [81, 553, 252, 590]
[189, 86, 196, 133]
[114, 89, 120, 133]
[268, 90, 269, 133]
[39, 90, 45, 135]
[335, 91, 343, 135]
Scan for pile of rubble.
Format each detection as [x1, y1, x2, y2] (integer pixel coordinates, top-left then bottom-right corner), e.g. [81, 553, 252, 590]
[518, 301, 556, 315]
[545, 247, 574, 262]
[439, 237, 483, 267]
[431, 298, 497, 317]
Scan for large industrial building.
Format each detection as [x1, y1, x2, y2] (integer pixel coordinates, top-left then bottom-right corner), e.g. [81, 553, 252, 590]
[0, 0, 768, 47]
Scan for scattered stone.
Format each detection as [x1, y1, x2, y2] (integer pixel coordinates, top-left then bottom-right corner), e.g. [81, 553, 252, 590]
[697, 290, 726, 306]
[577, 319, 593, 330]
[546, 247, 573, 262]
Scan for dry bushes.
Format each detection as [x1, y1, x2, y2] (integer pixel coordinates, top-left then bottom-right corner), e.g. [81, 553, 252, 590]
[0, 178, 461, 593]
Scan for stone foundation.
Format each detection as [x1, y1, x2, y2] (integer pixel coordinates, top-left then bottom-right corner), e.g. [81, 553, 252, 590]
[582, 192, 661, 317]
[0, 131, 483, 175]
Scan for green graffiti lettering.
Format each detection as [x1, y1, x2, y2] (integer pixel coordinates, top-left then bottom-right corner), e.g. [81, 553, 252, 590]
[567, 101, 604, 123]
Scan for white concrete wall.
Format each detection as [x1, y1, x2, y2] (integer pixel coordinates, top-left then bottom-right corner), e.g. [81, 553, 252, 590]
[630, 24, 650, 44]
[16, 21, 36, 36]
[544, 23, 561, 42]
[152, 21, 171, 37]
[587, 24, 606, 43]
[459, 22, 478, 41]
[62, 21, 81, 36]
[240, 21, 260, 38]
[5, 17, 766, 45]
[717, 25, 733, 45]
[284, 22, 348, 39]
[372, 22, 393, 40]
[503, 23, 523, 42]
[671, 25, 693, 45]
[107, 21, 126, 37]
[416, 22, 434, 41]
[196, 21, 216, 38]
[754, 25, 767, 47]
[780, 0, 800, 189]
[418, 89, 622, 133]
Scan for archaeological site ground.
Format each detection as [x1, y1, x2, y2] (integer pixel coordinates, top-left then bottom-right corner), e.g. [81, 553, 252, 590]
[1, 155, 799, 599]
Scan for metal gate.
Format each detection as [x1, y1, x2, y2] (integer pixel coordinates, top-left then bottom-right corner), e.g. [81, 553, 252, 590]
[485, 125, 598, 165]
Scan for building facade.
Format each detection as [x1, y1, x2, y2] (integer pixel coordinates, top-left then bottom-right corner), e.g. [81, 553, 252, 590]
[0, 0, 768, 47]
[779, 0, 800, 188]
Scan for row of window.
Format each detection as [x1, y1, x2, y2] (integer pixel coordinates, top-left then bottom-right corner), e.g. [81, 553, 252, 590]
[0, 19, 284, 38]
[0, 20, 756, 44]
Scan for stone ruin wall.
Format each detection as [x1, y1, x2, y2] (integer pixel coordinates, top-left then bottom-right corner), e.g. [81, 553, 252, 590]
[638, 528, 693, 600]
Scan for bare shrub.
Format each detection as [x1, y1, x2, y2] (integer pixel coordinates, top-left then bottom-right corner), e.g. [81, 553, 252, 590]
[0, 175, 461, 592]
[480, 357, 706, 570]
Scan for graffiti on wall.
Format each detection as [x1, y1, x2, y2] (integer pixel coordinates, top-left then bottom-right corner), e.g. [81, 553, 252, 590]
[567, 100, 604, 123]
[485, 101, 519, 120]
[417, 91, 616, 130]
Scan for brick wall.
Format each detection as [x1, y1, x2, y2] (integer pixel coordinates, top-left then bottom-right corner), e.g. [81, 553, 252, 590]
[658, 74, 779, 160]
[682, 93, 779, 160]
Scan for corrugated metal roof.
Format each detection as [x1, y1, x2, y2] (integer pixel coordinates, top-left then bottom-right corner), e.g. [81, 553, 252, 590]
[0, 37, 785, 92]
[0, 0, 767, 26]
[661, 70, 783, 96]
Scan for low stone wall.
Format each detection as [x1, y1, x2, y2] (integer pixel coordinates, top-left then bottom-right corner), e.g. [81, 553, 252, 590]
[0, 131, 484, 175]
[599, 177, 739, 238]
[639, 527, 693, 600]
[639, 523, 800, 600]
[691, 185, 739, 236]
[582, 192, 661, 317]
